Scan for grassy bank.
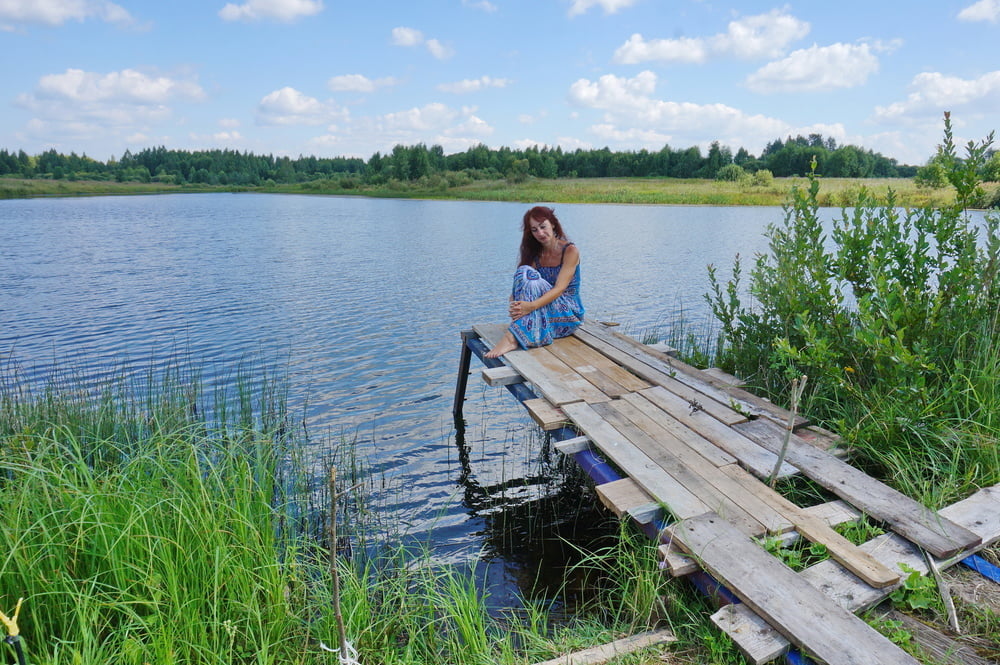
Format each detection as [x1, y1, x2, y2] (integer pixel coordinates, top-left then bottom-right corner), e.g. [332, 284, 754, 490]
[0, 359, 722, 664]
[5, 174, 991, 208]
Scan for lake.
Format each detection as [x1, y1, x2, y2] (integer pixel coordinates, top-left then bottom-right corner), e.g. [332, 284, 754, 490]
[1, 192, 789, 606]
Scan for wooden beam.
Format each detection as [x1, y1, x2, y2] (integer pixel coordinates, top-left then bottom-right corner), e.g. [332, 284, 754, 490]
[481, 366, 523, 386]
[530, 628, 676, 665]
[712, 483, 1000, 664]
[669, 512, 920, 665]
[524, 398, 568, 430]
[720, 465, 899, 589]
[639, 386, 799, 479]
[734, 418, 982, 559]
[562, 401, 711, 520]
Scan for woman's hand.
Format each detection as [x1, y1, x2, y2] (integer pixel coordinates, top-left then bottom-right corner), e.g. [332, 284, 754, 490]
[508, 299, 534, 320]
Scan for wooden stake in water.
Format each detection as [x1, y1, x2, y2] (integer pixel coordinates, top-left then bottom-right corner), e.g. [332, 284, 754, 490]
[329, 466, 349, 660]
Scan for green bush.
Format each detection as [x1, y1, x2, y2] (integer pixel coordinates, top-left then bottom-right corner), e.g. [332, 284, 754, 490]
[706, 118, 1000, 501]
[715, 164, 746, 182]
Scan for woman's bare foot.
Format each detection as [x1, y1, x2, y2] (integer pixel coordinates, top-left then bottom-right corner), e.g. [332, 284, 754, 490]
[485, 332, 518, 358]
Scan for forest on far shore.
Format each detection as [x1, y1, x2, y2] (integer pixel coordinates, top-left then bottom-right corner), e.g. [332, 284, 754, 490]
[0, 133, 926, 188]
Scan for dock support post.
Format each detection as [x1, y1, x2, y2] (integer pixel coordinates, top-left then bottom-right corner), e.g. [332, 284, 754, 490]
[453, 330, 475, 419]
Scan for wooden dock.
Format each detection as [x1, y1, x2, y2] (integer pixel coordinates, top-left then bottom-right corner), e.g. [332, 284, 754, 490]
[456, 320, 1000, 665]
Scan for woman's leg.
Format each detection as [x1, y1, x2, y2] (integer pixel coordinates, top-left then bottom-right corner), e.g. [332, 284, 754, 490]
[486, 266, 552, 358]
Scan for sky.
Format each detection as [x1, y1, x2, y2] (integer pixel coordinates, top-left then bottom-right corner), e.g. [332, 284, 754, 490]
[2, 0, 999, 167]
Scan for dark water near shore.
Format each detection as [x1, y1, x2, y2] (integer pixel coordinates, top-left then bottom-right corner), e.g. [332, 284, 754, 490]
[2, 193, 791, 607]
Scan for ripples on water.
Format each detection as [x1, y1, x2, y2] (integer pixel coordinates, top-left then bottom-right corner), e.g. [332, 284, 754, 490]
[2, 193, 786, 606]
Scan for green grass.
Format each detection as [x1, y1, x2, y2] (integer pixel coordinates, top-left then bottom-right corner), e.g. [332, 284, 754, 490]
[6, 174, 992, 208]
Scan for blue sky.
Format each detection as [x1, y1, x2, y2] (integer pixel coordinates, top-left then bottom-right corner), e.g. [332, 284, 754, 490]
[2, 0, 999, 166]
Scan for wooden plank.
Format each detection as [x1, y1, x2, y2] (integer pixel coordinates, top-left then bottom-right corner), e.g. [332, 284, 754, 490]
[712, 483, 1000, 664]
[670, 502, 863, 578]
[702, 367, 745, 386]
[594, 401, 769, 536]
[770, 500, 862, 547]
[561, 401, 711, 520]
[584, 320, 810, 429]
[720, 465, 900, 588]
[572, 327, 748, 426]
[595, 478, 660, 524]
[524, 398, 568, 430]
[639, 386, 799, 479]
[546, 335, 651, 396]
[734, 418, 982, 559]
[530, 345, 612, 404]
[618, 391, 737, 467]
[554, 435, 591, 454]
[530, 628, 676, 665]
[481, 366, 523, 386]
[577, 321, 805, 427]
[474, 323, 584, 407]
[669, 512, 920, 665]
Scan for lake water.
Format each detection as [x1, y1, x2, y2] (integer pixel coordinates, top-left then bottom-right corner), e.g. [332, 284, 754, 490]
[2, 192, 788, 607]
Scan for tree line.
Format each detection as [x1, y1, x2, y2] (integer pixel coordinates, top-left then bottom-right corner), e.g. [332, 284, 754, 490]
[0, 134, 918, 186]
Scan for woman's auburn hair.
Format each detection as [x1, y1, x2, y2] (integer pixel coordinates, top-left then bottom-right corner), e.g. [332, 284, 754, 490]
[518, 206, 568, 267]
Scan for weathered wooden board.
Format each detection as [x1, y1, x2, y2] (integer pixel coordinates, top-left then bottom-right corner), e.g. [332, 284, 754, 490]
[524, 398, 568, 430]
[669, 513, 920, 665]
[482, 366, 523, 386]
[577, 321, 807, 428]
[561, 401, 710, 520]
[530, 628, 676, 665]
[475, 324, 583, 406]
[572, 327, 749, 426]
[618, 391, 737, 467]
[712, 483, 1000, 664]
[734, 418, 982, 559]
[661, 500, 863, 578]
[720, 465, 899, 588]
[607, 396, 793, 534]
[595, 478, 660, 524]
[545, 335, 651, 397]
[639, 386, 799, 479]
[594, 400, 769, 536]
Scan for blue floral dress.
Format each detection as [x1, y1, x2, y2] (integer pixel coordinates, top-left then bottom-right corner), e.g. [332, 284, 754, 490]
[508, 243, 584, 349]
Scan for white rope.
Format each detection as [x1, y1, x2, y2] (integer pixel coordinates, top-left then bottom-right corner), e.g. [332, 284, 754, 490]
[319, 639, 361, 665]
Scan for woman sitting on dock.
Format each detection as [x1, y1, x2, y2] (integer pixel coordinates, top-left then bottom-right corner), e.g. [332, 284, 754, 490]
[485, 206, 584, 358]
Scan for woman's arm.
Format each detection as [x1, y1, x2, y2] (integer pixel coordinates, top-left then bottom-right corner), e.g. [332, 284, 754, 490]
[509, 244, 579, 318]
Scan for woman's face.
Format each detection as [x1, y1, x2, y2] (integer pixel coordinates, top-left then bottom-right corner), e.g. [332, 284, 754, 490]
[529, 217, 553, 244]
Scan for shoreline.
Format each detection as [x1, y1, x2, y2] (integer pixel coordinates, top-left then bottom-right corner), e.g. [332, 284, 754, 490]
[4, 174, 989, 209]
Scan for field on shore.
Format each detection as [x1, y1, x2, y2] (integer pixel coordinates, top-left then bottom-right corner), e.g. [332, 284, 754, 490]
[4, 174, 988, 208]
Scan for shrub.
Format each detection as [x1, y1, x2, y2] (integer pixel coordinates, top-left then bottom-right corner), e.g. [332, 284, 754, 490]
[715, 164, 746, 182]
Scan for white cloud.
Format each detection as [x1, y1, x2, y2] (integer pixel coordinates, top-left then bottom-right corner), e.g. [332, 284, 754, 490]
[437, 76, 511, 93]
[614, 34, 709, 65]
[873, 70, 1000, 122]
[426, 38, 454, 60]
[958, 0, 1000, 22]
[256, 86, 346, 125]
[392, 26, 453, 59]
[327, 74, 397, 93]
[613, 9, 809, 64]
[0, 0, 135, 27]
[746, 42, 880, 93]
[462, 0, 497, 12]
[568, 0, 639, 18]
[589, 124, 672, 147]
[219, 117, 241, 128]
[382, 102, 458, 132]
[219, 0, 322, 23]
[391, 26, 423, 46]
[568, 70, 792, 153]
[28, 68, 205, 104]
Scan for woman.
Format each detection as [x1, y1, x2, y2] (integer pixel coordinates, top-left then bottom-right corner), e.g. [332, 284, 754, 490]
[485, 206, 584, 358]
